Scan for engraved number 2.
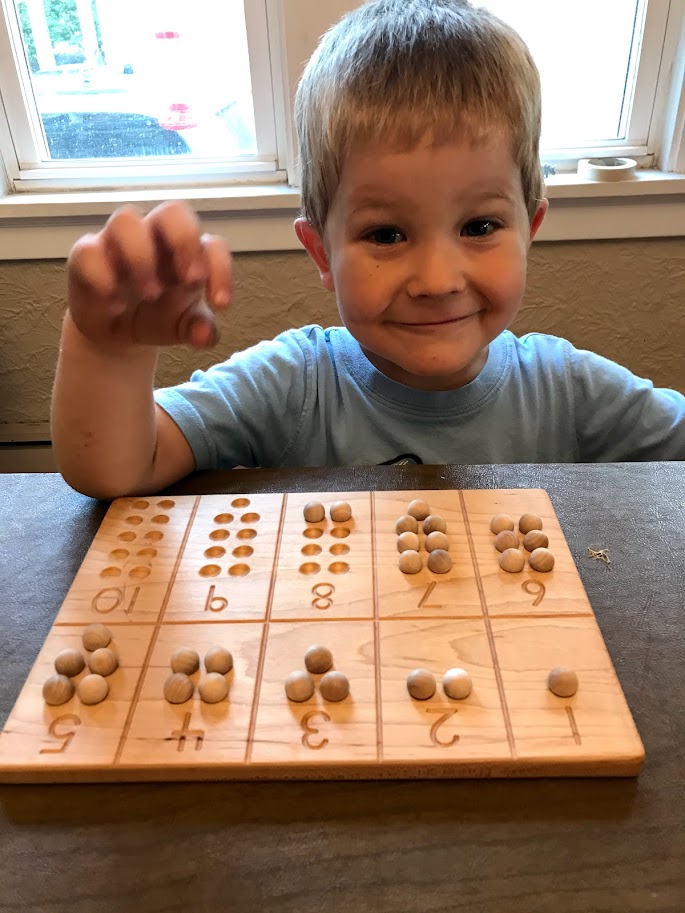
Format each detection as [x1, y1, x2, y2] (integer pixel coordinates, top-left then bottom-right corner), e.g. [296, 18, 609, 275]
[427, 708, 459, 747]
[301, 710, 331, 750]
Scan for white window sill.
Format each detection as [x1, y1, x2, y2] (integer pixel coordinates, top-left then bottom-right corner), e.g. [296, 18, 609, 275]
[0, 170, 684, 260]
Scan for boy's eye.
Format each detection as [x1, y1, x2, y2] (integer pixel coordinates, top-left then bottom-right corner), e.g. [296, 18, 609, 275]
[462, 219, 499, 238]
[365, 227, 406, 245]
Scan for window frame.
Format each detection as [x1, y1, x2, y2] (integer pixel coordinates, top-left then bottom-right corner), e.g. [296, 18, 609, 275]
[0, 0, 282, 187]
[0, 0, 684, 257]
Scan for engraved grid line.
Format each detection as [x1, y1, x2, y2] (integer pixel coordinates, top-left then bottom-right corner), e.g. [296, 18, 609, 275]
[371, 492, 383, 762]
[113, 495, 201, 765]
[244, 493, 288, 763]
[566, 706, 582, 745]
[458, 491, 517, 759]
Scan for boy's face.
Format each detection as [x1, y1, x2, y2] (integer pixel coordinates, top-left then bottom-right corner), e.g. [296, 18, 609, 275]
[296, 135, 547, 390]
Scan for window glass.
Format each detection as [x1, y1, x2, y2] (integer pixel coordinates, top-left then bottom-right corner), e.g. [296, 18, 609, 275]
[474, 1, 644, 146]
[15, 0, 257, 160]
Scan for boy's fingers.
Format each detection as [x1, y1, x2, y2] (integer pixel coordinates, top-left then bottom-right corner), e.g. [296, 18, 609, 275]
[176, 298, 219, 348]
[67, 233, 119, 300]
[146, 201, 207, 285]
[202, 233, 233, 309]
[105, 206, 161, 300]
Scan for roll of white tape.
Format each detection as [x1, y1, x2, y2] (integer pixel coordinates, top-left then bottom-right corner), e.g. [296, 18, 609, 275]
[577, 157, 637, 182]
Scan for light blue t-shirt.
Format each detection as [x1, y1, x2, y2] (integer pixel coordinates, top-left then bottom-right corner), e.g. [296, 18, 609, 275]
[154, 326, 685, 468]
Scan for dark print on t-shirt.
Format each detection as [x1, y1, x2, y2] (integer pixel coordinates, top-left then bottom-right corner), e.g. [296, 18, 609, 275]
[379, 453, 424, 466]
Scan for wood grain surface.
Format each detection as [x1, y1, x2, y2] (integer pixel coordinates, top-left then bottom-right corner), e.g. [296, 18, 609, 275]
[0, 464, 683, 912]
[0, 488, 643, 781]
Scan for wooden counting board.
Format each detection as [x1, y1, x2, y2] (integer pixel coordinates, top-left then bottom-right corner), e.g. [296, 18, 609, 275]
[0, 489, 644, 782]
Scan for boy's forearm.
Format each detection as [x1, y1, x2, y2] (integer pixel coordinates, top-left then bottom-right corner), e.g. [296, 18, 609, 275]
[51, 312, 160, 498]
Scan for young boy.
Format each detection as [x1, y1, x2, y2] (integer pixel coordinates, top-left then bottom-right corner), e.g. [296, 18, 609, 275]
[52, 0, 685, 499]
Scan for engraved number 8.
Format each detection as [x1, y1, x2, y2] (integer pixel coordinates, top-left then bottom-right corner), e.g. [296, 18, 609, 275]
[311, 582, 335, 611]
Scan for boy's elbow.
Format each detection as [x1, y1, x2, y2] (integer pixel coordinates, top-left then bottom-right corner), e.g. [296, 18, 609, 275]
[56, 461, 160, 501]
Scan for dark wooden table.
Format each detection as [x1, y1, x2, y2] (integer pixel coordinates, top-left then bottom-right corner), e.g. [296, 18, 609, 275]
[1, 464, 684, 913]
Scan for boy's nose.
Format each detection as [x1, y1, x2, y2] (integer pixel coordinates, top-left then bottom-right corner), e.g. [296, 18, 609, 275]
[406, 242, 467, 298]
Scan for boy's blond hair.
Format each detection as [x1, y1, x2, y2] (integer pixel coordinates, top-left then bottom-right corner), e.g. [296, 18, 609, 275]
[295, 0, 544, 235]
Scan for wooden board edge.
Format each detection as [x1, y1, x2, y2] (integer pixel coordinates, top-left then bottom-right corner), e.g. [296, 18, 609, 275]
[0, 752, 645, 784]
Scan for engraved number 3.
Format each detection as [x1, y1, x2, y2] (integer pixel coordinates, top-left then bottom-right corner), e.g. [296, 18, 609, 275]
[301, 710, 331, 750]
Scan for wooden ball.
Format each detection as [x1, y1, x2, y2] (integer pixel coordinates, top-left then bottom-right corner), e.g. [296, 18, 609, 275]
[54, 648, 85, 678]
[490, 513, 514, 535]
[319, 671, 350, 702]
[494, 530, 519, 553]
[199, 672, 229, 703]
[164, 672, 194, 704]
[205, 646, 233, 674]
[519, 513, 543, 535]
[427, 548, 452, 574]
[423, 515, 447, 535]
[443, 668, 473, 700]
[407, 668, 436, 700]
[285, 670, 315, 703]
[407, 499, 430, 521]
[43, 674, 75, 706]
[425, 531, 449, 553]
[82, 623, 111, 652]
[398, 549, 422, 575]
[523, 530, 549, 552]
[77, 673, 109, 706]
[88, 647, 118, 677]
[529, 547, 555, 572]
[329, 501, 352, 522]
[500, 547, 525, 573]
[547, 666, 578, 697]
[304, 644, 333, 674]
[303, 501, 325, 523]
[171, 647, 200, 675]
[395, 515, 419, 535]
[397, 531, 420, 553]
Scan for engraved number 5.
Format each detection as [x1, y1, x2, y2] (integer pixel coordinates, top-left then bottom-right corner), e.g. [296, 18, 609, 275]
[39, 714, 81, 754]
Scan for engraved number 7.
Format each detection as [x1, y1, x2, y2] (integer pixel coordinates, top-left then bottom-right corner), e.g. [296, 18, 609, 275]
[418, 582, 442, 609]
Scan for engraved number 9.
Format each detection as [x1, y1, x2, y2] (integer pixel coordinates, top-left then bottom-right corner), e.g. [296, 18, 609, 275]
[522, 580, 546, 606]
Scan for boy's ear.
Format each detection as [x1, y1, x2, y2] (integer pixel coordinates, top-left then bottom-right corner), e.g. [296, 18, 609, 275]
[294, 218, 335, 292]
[529, 199, 548, 243]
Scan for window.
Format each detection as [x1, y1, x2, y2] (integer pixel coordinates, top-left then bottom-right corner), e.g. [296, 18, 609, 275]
[0, 0, 683, 254]
[0, 0, 282, 188]
[474, 0, 678, 170]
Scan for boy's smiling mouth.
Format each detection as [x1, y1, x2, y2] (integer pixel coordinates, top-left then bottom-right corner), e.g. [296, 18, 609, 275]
[389, 311, 482, 328]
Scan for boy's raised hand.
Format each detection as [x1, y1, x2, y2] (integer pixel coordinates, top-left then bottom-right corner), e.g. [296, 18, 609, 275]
[67, 201, 232, 350]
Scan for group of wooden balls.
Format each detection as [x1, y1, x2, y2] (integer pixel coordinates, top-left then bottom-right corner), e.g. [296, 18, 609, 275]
[303, 500, 352, 523]
[163, 645, 234, 705]
[407, 667, 472, 700]
[285, 644, 350, 703]
[490, 512, 555, 573]
[396, 499, 452, 575]
[43, 623, 118, 706]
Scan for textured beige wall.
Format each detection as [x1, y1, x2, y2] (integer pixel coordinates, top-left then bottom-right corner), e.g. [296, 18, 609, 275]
[0, 237, 683, 436]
